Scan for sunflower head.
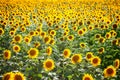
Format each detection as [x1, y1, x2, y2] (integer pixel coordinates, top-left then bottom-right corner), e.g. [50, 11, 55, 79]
[67, 35, 74, 41]
[82, 74, 94, 80]
[114, 59, 120, 69]
[13, 34, 22, 43]
[71, 54, 82, 64]
[13, 45, 21, 53]
[80, 42, 86, 48]
[0, 28, 4, 35]
[103, 65, 116, 78]
[91, 56, 101, 67]
[3, 50, 11, 60]
[2, 72, 14, 80]
[86, 52, 94, 61]
[46, 46, 52, 56]
[13, 72, 25, 80]
[63, 49, 71, 58]
[28, 48, 39, 58]
[43, 59, 55, 71]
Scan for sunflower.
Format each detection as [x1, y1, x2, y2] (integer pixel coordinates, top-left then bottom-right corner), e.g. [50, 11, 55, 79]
[72, 26, 78, 31]
[98, 47, 104, 54]
[9, 31, 15, 36]
[95, 34, 101, 40]
[46, 46, 52, 56]
[103, 65, 116, 78]
[67, 35, 74, 41]
[20, 26, 26, 32]
[71, 54, 82, 64]
[82, 27, 87, 33]
[40, 31, 46, 38]
[49, 38, 55, 45]
[112, 39, 118, 45]
[13, 45, 21, 53]
[13, 72, 25, 80]
[80, 42, 86, 48]
[50, 30, 56, 37]
[27, 48, 39, 58]
[91, 56, 101, 67]
[99, 37, 105, 43]
[29, 31, 35, 36]
[0, 28, 4, 35]
[105, 32, 111, 39]
[13, 34, 22, 43]
[86, 52, 94, 61]
[77, 29, 84, 36]
[43, 59, 55, 71]
[82, 74, 94, 80]
[34, 41, 40, 48]
[24, 36, 32, 44]
[44, 36, 51, 44]
[3, 50, 11, 60]
[63, 49, 71, 58]
[2, 72, 14, 80]
[88, 26, 94, 30]
[114, 59, 119, 69]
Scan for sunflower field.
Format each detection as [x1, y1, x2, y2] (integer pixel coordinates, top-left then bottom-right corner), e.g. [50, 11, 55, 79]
[0, 0, 120, 80]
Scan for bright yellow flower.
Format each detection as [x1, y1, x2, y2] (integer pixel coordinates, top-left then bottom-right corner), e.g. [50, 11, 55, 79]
[63, 49, 71, 58]
[103, 65, 116, 78]
[28, 48, 39, 58]
[43, 59, 55, 71]
[71, 54, 82, 64]
[82, 74, 94, 80]
[3, 50, 11, 60]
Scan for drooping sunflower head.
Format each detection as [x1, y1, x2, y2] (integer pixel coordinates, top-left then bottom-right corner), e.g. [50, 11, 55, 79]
[3, 50, 11, 60]
[13, 72, 25, 80]
[82, 74, 94, 80]
[43, 59, 55, 71]
[0, 28, 4, 35]
[63, 49, 71, 58]
[13, 45, 21, 53]
[86, 52, 94, 61]
[103, 65, 116, 78]
[71, 54, 82, 64]
[27, 48, 39, 58]
[2, 72, 14, 80]
[114, 59, 120, 69]
[91, 56, 101, 67]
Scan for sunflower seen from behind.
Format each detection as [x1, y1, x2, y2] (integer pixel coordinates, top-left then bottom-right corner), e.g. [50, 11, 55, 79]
[43, 59, 55, 71]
